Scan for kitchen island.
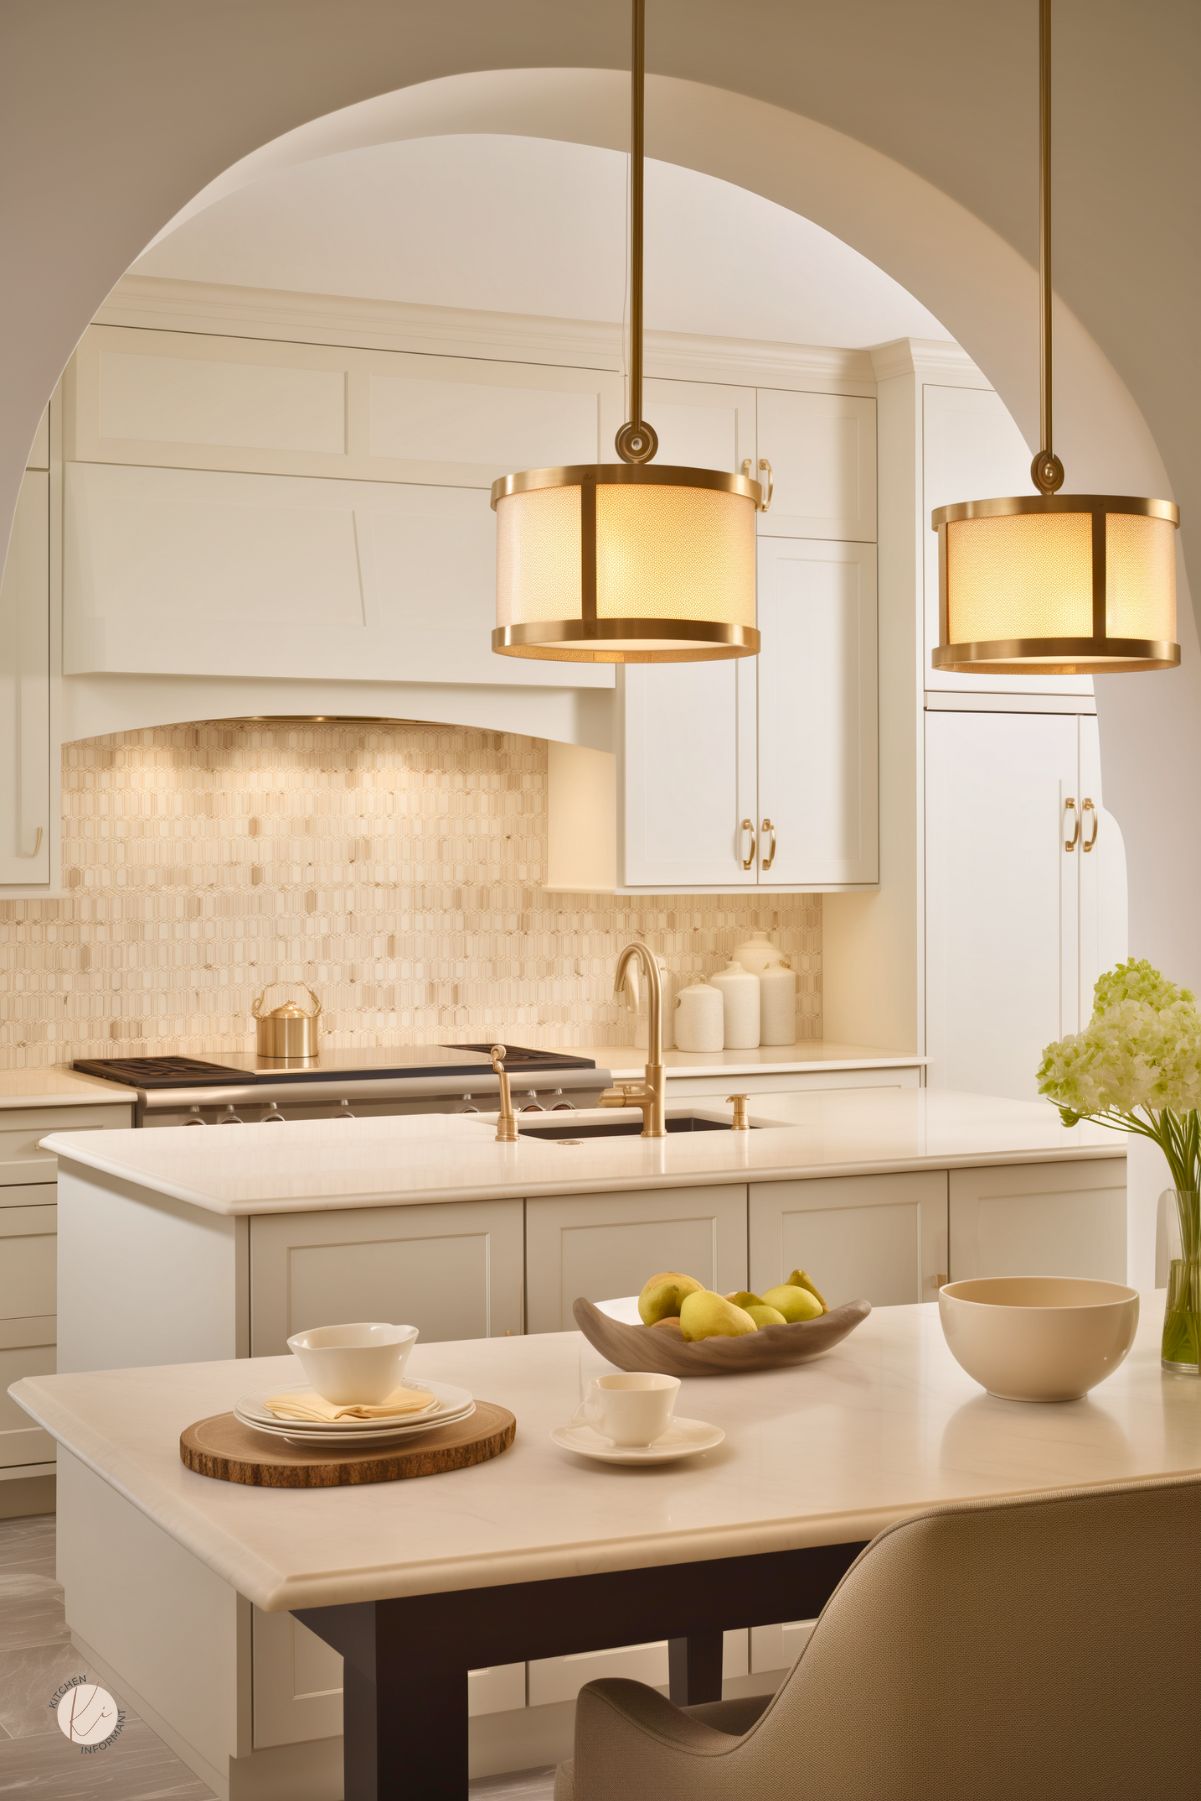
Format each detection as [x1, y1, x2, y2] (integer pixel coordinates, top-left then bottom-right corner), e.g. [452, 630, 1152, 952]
[39, 1089, 1127, 1795]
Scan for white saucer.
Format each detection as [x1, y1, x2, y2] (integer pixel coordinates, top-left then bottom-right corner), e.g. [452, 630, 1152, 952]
[550, 1416, 725, 1465]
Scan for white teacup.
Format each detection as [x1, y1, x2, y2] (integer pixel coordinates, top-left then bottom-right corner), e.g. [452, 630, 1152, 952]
[573, 1371, 680, 1446]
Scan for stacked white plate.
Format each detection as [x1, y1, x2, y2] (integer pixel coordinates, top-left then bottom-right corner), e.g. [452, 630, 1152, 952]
[234, 1380, 475, 1448]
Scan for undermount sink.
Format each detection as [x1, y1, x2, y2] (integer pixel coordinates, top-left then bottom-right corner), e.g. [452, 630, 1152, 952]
[519, 1114, 757, 1140]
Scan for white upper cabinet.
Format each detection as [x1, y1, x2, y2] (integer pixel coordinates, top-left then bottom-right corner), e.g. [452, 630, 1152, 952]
[757, 390, 876, 540]
[756, 540, 878, 885]
[0, 471, 51, 886]
[923, 383, 1091, 697]
[67, 326, 623, 490]
[641, 377, 755, 473]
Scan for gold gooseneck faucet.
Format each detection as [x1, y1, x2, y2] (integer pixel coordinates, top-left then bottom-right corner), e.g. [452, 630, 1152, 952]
[598, 943, 666, 1137]
[491, 1046, 518, 1143]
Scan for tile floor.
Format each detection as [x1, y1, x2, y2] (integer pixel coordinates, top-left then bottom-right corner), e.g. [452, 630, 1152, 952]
[0, 1512, 555, 1799]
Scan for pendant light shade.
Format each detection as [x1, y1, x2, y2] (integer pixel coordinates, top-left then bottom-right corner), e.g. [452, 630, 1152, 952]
[933, 0, 1179, 676]
[492, 464, 761, 662]
[491, 0, 763, 664]
[932, 494, 1180, 674]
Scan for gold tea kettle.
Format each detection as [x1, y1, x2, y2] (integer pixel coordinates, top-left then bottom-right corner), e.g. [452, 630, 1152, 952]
[252, 983, 322, 1061]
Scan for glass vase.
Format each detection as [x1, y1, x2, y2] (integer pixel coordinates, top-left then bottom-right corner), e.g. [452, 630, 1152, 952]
[1161, 1190, 1201, 1375]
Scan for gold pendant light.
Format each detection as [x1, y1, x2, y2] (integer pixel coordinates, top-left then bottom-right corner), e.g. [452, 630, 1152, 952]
[932, 0, 1179, 675]
[491, 0, 763, 663]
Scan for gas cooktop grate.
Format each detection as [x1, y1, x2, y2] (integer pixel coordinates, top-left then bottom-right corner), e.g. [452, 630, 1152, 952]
[73, 1057, 252, 1089]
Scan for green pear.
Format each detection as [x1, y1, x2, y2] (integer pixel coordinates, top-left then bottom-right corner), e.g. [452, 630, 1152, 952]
[679, 1290, 758, 1342]
[745, 1303, 788, 1329]
[786, 1268, 830, 1313]
[725, 1290, 764, 1310]
[760, 1283, 824, 1324]
[638, 1271, 704, 1325]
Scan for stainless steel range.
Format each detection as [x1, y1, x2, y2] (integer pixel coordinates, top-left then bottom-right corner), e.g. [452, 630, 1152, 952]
[72, 1044, 612, 1127]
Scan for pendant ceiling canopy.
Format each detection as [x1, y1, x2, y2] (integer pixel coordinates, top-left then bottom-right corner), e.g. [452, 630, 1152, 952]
[932, 0, 1179, 676]
[491, 0, 763, 664]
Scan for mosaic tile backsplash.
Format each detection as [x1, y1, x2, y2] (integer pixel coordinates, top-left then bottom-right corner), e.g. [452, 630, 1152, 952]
[0, 722, 821, 1068]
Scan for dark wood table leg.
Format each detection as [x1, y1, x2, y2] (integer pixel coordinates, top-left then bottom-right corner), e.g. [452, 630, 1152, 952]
[298, 1601, 469, 1800]
[667, 1631, 724, 1705]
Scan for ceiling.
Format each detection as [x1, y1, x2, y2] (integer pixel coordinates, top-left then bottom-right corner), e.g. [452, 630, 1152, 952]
[134, 134, 950, 348]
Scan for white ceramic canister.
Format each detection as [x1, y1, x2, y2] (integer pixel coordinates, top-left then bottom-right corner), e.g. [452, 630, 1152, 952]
[759, 958, 798, 1046]
[732, 932, 781, 976]
[710, 959, 761, 1050]
[674, 980, 725, 1054]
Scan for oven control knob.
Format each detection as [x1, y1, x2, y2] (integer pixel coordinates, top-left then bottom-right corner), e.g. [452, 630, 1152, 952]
[520, 1089, 547, 1113]
[550, 1087, 577, 1112]
[336, 1098, 356, 1120]
[182, 1106, 206, 1126]
[219, 1104, 244, 1125]
[262, 1106, 286, 1124]
[460, 1093, 480, 1114]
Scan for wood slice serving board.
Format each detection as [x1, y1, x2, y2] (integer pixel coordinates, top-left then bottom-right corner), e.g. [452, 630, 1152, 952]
[180, 1402, 516, 1487]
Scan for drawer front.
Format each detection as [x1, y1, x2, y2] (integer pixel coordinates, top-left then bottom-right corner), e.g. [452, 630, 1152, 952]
[0, 1206, 57, 1321]
[0, 1330, 56, 1468]
[0, 1105, 133, 1185]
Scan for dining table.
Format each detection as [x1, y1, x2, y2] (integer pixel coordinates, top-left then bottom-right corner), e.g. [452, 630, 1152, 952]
[12, 1294, 1201, 1801]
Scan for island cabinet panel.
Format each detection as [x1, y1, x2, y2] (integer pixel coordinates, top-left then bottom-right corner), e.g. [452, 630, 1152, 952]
[528, 1630, 748, 1709]
[248, 1198, 526, 1748]
[247, 1198, 524, 1352]
[524, 1184, 748, 1334]
[948, 1161, 1127, 1283]
[749, 1172, 949, 1309]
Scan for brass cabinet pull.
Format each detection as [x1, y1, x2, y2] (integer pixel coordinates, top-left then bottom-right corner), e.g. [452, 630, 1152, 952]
[761, 817, 777, 871]
[1081, 797, 1099, 852]
[1063, 797, 1080, 852]
[740, 456, 774, 513]
[20, 826, 43, 858]
[739, 817, 757, 870]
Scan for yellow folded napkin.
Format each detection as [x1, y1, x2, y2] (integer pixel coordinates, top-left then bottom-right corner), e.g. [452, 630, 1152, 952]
[264, 1386, 437, 1423]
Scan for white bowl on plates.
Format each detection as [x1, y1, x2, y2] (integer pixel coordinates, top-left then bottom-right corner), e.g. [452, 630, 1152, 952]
[939, 1277, 1139, 1402]
[286, 1321, 418, 1405]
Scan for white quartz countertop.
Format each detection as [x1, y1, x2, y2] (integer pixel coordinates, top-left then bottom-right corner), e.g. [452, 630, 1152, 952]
[11, 1298, 1194, 1614]
[44, 1089, 1122, 1217]
[0, 1067, 136, 1110]
[574, 1040, 926, 1080]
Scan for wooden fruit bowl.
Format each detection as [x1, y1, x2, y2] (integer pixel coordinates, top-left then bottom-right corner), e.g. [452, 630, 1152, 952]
[573, 1295, 871, 1376]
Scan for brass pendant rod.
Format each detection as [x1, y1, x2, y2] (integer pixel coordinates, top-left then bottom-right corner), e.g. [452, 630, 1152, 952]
[1032, 0, 1064, 494]
[615, 0, 658, 465]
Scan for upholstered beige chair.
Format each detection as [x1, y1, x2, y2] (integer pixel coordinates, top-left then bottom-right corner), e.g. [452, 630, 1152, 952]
[556, 1474, 1201, 1801]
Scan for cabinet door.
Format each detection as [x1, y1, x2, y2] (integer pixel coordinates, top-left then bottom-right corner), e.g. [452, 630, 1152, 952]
[923, 384, 1091, 697]
[525, 1184, 747, 1334]
[756, 540, 878, 885]
[749, 1173, 947, 1309]
[65, 463, 611, 689]
[248, 1199, 524, 1352]
[0, 1324, 56, 1469]
[249, 1199, 525, 1748]
[949, 1162, 1127, 1283]
[756, 390, 876, 541]
[69, 325, 622, 490]
[925, 710, 1079, 1099]
[642, 378, 755, 474]
[529, 1631, 748, 1709]
[0, 471, 51, 884]
[620, 658, 756, 886]
[1077, 716, 1127, 1019]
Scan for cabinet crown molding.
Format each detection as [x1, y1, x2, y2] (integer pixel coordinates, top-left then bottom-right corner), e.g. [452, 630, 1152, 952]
[98, 276, 879, 394]
[870, 337, 986, 384]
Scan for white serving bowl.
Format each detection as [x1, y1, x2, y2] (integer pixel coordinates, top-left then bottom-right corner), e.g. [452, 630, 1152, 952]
[286, 1322, 418, 1405]
[939, 1277, 1139, 1402]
